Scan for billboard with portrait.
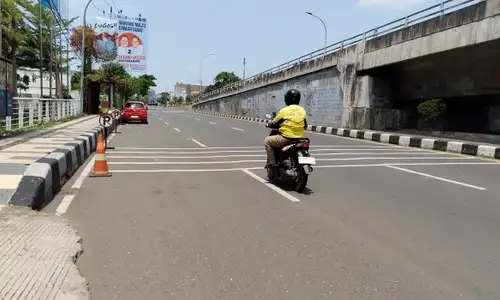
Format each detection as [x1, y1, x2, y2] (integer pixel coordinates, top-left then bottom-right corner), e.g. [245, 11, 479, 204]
[116, 14, 147, 73]
[92, 17, 119, 70]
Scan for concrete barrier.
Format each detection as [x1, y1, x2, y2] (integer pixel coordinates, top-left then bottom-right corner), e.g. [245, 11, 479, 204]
[8, 120, 118, 209]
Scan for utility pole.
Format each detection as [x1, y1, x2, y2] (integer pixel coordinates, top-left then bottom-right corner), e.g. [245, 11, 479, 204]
[0, 1, 2, 57]
[243, 58, 246, 82]
[39, 1, 43, 97]
[49, 16, 53, 98]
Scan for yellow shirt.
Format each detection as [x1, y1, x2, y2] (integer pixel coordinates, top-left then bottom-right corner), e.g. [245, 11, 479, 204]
[273, 105, 307, 138]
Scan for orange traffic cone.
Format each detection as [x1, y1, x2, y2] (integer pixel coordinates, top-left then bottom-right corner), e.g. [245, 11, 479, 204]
[90, 131, 112, 177]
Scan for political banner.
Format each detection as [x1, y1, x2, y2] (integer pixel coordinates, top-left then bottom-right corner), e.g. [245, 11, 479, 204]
[116, 14, 148, 73]
[92, 17, 119, 69]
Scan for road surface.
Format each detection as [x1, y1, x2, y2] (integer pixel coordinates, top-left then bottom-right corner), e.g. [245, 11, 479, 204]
[43, 107, 500, 300]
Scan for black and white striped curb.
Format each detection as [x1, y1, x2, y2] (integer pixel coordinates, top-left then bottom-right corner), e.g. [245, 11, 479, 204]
[8, 121, 118, 210]
[197, 111, 500, 160]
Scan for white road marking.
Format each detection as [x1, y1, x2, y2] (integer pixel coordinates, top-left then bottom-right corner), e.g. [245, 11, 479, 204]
[106, 155, 473, 164]
[385, 164, 486, 190]
[107, 152, 433, 159]
[158, 118, 163, 120]
[241, 169, 300, 202]
[72, 157, 96, 189]
[174, 128, 180, 132]
[194, 118, 200, 121]
[190, 139, 207, 148]
[209, 122, 216, 125]
[109, 161, 500, 173]
[55, 156, 96, 216]
[231, 127, 244, 131]
[55, 195, 75, 216]
[109, 145, 398, 150]
[165, 121, 169, 125]
[108, 156, 467, 166]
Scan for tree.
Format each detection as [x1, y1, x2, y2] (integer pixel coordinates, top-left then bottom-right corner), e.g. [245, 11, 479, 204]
[71, 71, 81, 90]
[203, 71, 241, 94]
[136, 74, 157, 97]
[157, 92, 170, 104]
[2, 0, 29, 95]
[213, 71, 241, 88]
[17, 73, 30, 92]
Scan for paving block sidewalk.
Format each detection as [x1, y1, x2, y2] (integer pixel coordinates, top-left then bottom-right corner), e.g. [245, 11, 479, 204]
[0, 206, 89, 300]
[0, 116, 116, 208]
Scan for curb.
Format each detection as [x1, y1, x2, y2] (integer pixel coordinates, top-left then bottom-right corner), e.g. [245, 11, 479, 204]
[7, 120, 118, 210]
[196, 111, 500, 161]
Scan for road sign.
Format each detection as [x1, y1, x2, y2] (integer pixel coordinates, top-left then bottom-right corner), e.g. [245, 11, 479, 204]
[110, 109, 121, 120]
[99, 113, 113, 128]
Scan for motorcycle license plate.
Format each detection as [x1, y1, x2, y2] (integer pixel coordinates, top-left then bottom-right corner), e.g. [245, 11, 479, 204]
[298, 156, 316, 165]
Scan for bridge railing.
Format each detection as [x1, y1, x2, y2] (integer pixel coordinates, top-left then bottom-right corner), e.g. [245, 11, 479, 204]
[0, 97, 82, 134]
[193, 0, 478, 105]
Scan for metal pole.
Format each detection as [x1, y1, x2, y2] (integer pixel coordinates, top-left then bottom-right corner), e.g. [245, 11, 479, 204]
[59, 29, 63, 98]
[199, 53, 214, 93]
[49, 16, 53, 98]
[39, 1, 43, 97]
[306, 12, 328, 56]
[80, 0, 94, 112]
[243, 58, 246, 82]
[0, 1, 2, 57]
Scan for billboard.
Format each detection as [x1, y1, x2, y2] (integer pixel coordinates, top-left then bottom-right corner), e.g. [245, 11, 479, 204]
[41, 0, 59, 11]
[116, 14, 148, 73]
[92, 17, 119, 69]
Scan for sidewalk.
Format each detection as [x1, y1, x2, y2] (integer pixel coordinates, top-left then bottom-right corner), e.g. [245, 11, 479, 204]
[0, 206, 89, 300]
[0, 116, 115, 209]
[0, 115, 97, 151]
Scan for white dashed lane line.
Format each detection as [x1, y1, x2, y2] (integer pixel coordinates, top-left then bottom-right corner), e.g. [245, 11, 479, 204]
[174, 128, 181, 132]
[190, 138, 207, 148]
[231, 127, 244, 132]
[209, 122, 216, 125]
[165, 121, 169, 125]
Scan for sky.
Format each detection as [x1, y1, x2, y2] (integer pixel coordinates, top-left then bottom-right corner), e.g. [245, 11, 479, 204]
[67, 0, 447, 93]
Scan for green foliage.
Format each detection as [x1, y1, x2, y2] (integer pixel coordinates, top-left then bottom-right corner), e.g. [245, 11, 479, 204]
[136, 74, 157, 97]
[417, 99, 446, 121]
[204, 71, 241, 93]
[157, 92, 170, 104]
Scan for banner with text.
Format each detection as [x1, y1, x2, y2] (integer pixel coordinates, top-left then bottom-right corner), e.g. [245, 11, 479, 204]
[92, 17, 119, 70]
[116, 14, 148, 73]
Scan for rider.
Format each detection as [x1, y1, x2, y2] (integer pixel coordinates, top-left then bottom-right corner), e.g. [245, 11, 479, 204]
[265, 89, 308, 177]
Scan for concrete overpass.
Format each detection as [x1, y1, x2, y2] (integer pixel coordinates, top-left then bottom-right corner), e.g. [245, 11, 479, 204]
[192, 0, 500, 133]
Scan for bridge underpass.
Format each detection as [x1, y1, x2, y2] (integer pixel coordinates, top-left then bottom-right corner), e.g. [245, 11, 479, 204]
[361, 38, 500, 136]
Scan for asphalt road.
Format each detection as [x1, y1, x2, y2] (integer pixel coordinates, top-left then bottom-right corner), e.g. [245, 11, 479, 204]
[44, 107, 500, 299]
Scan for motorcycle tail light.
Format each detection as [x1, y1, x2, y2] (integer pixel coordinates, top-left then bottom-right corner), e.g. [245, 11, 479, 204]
[301, 142, 310, 148]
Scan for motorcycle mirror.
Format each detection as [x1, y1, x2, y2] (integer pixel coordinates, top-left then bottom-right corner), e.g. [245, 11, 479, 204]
[265, 114, 272, 119]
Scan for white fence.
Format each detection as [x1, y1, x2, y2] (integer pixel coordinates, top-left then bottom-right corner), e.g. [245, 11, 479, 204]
[0, 97, 82, 133]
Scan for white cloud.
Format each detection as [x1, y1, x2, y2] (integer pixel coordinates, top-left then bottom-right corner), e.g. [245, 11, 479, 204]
[356, 0, 428, 9]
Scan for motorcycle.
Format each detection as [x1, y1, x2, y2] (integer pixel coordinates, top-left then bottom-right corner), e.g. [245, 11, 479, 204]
[264, 113, 315, 193]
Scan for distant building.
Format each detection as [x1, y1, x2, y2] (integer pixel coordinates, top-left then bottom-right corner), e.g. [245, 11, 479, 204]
[174, 82, 205, 99]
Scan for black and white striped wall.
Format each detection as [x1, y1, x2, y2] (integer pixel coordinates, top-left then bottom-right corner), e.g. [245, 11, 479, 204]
[197, 111, 500, 160]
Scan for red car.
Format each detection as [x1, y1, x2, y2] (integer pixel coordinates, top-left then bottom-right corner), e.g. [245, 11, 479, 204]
[121, 101, 148, 124]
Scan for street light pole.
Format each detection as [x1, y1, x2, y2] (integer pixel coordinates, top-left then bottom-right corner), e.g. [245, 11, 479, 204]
[306, 12, 327, 56]
[80, 0, 94, 113]
[199, 53, 214, 93]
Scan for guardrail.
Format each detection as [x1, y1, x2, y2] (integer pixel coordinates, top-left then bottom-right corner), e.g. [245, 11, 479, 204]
[0, 97, 82, 133]
[193, 0, 478, 104]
